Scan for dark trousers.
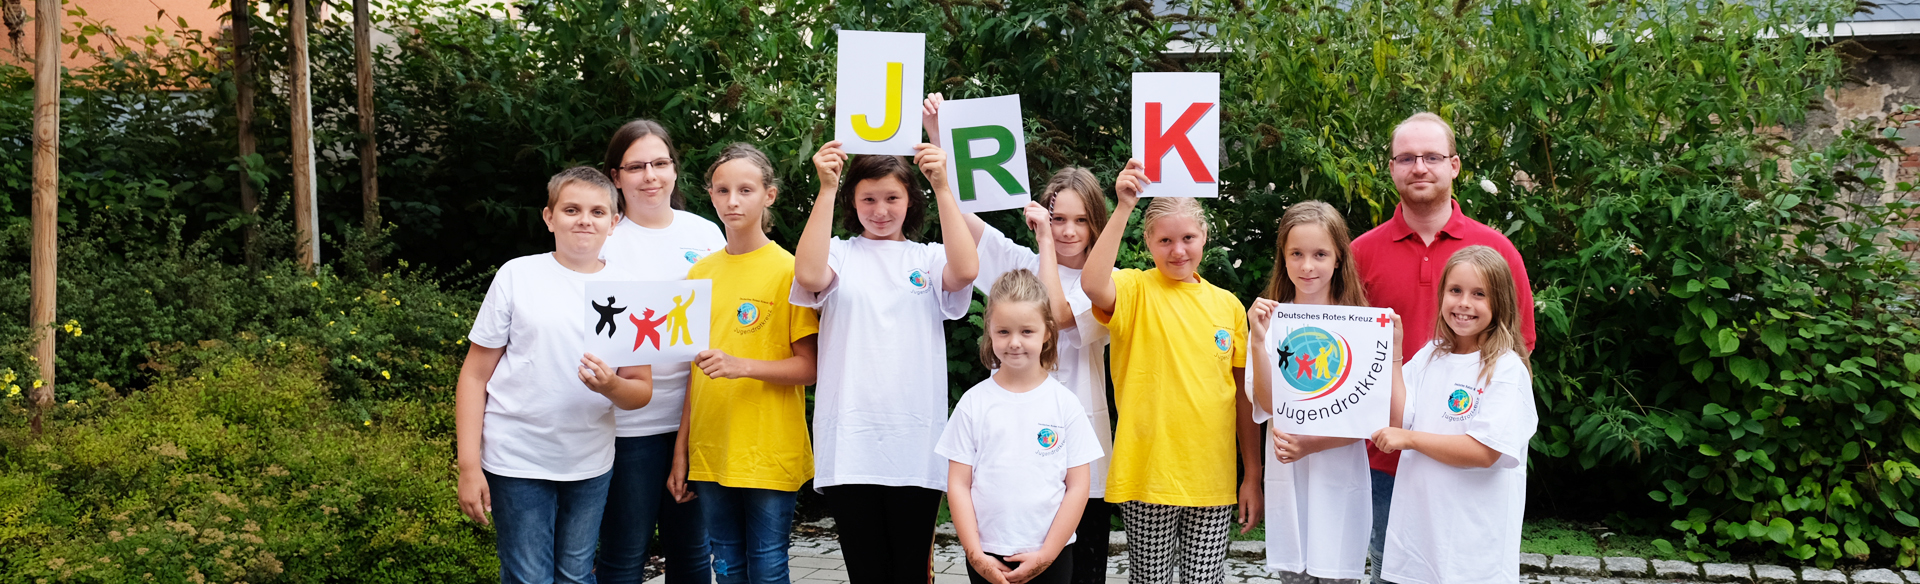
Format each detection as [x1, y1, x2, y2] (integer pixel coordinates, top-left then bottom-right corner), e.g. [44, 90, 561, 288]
[1070, 498, 1111, 584]
[822, 484, 943, 584]
[596, 433, 710, 584]
[966, 548, 1074, 584]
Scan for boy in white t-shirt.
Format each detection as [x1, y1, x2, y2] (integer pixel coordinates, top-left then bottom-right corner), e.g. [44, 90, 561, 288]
[939, 269, 1104, 584]
[455, 167, 658, 584]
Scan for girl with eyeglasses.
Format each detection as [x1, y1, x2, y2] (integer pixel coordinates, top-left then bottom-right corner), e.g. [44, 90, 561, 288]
[592, 119, 726, 584]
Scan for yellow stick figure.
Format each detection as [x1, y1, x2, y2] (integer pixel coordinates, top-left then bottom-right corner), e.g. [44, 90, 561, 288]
[663, 291, 697, 346]
[1314, 346, 1332, 379]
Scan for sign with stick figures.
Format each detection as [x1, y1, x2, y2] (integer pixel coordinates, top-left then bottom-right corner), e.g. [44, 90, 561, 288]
[1258, 304, 1395, 439]
[584, 280, 713, 367]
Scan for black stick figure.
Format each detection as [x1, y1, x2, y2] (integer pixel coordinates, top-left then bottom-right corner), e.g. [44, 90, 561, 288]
[592, 296, 626, 338]
[1276, 343, 1297, 367]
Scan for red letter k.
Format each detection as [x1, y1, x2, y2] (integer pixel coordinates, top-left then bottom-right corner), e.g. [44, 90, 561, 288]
[1145, 102, 1215, 183]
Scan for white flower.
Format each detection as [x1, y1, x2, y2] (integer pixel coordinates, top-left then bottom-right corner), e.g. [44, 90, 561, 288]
[1479, 178, 1500, 194]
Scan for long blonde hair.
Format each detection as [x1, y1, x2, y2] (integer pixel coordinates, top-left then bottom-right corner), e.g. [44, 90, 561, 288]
[1430, 245, 1530, 385]
[978, 269, 1059, 371]
[1262, 201, 1367, 307]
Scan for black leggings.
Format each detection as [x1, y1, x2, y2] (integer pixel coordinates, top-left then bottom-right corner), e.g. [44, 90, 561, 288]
[822, 484, 943, 584]
[1070, 498, 1112, 584]
[967, 548, 1074, 584]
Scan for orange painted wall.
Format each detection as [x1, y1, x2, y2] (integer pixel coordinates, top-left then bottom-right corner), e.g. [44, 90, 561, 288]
[4, 0, 227, 67]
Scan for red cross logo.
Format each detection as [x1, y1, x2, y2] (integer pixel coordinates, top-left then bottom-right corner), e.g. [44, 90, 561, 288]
[1375, 313, 1392, 327]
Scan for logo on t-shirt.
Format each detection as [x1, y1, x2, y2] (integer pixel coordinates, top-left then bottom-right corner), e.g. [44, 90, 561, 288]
[1443, 383, 1484, 422]
[907, 269, 932, 293]
[732, 299, 772, 334]
[1276, 327, 1352, 401]
[1213, 329, 1232, 352]
[1036, 424, 1065, 455]
[683, 250, 705, 263]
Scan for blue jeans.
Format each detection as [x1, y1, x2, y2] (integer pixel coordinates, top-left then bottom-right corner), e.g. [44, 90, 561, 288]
[1368, 469, 1395, 584]
[691, 481, 799, 584]
[596, 433, 711, 584]
[486, 470, 612, 584]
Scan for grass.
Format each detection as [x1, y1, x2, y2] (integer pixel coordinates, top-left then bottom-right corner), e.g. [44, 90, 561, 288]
[1519, 518, 1686, 561]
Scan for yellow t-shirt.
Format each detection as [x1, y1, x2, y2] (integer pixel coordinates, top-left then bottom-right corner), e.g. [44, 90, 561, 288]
[686, 242, 822, 491]
[1096, 268, 1249, 506]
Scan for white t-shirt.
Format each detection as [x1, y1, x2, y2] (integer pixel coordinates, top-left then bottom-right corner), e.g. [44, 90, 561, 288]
[1383, 343, 1538, 584]
[790, 236, 971, 492]
[972, 224, 1116, 498]
[936, 377, 1105, 556]
[468, 253, 626, 481]
[1245, 316, 1373, 579]
[600, 211, 727, 437]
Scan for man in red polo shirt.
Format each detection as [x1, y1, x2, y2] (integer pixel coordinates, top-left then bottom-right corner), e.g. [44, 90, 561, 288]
[1352, 112, 1536, 583]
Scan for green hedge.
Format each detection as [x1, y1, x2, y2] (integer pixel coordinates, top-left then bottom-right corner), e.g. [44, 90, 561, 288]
[0, 342, 491, 583]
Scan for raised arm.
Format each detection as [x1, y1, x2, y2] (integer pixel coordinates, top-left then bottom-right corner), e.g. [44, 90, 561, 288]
[1025, 202, 1075, 328]
[1246, 298, 1279, 414]
[795, 141, 847, 294]
[917, 144, 979, 292]
[1083, 159, 1145, 313]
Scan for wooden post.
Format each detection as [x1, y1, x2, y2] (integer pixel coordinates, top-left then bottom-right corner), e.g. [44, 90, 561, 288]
[354, 0, 379, 260]
[27, 0, 58, 434]
[291, 0, 317, 269]
[234, 0, 258, 268]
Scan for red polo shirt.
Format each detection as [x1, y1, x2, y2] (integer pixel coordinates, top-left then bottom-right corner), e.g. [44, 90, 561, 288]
[1352, 199, 1536, 475]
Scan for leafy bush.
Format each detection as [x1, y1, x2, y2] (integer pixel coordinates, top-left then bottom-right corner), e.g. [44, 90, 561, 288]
[0, 341, 492, 583]
[0, 213, 479, 403]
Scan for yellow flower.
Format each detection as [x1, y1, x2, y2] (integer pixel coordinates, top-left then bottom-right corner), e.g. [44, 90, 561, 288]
[67, 399, 75, 405]
[311, 281, 319, 288]
[350, 330, 358, 335]
[363, 420, 371, 426]
[350, 355, 360, 361]
[327, 321, 335, 327]
[6, 385, 18, 397]
[33, 380, 43, 389]
[422, 364, 431, 369]
[380, 370, 390, 380]
[72, 328, 81, 337]
[394, 300, 401, 306]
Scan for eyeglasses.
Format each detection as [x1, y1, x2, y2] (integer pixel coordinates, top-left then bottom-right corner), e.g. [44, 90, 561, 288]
[616, 159, 675, 174]
[1391, 153, 1455, 167]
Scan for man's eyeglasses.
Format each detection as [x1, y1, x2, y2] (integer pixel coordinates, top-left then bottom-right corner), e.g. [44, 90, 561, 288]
[616, 159, 675, 174]
[1390, 153, 1454, 167]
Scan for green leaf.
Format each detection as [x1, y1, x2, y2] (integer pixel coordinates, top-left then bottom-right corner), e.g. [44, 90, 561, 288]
[1895, 511, 1920, 528]
[1761, 326, 1788, 355]
[1653, 539, 1674, 554]
[1693, 360, 1714, 383]
[1768, 518, 1794, 544]
[1715, 328, 1740, 354]
[1903, 427, 1920, 454]
[1700, 443, 1722, 456]
[1844, 538, 1870, 557]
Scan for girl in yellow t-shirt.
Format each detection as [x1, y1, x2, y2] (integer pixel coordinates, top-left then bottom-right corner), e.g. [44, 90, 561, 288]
[1081, 159, 1261, 584]
[668, 143, 822, 584]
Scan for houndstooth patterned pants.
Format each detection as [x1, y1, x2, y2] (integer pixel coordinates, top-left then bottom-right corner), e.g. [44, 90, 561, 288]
[1118, 501, 1235, 584]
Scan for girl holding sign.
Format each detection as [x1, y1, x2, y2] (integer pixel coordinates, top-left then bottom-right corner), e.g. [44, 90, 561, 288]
[792, 141, 979, 583]
[455, 167, 657, 584]
[924, 94, 1121, 584]
[1082, 163, 1262, 584]
[670, 143, 822, 584]
[940, 269, 1103, 584]
[596, 119, 725, 584]
[1370, 246, 1537, 584]
[1245, 201, 1402, 584]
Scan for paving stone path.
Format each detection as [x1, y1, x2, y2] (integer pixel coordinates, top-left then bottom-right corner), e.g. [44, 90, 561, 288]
[647, 534, 1738, 584]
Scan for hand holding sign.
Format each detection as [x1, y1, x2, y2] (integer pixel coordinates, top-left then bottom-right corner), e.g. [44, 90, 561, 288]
[1131, 72, 1220, 198]
[835, 31, 926, 156]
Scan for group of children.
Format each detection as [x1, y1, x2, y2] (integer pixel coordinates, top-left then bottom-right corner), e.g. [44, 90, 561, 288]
[452, 108, 1538, 584]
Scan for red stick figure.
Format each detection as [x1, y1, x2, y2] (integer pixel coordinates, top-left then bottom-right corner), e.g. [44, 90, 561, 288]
[1293, 353, 1317, 379]
[630, 309, 667, 351]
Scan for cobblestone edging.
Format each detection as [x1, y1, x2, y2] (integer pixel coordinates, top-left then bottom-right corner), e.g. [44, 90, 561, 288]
[1517, 553, 1919, 584]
